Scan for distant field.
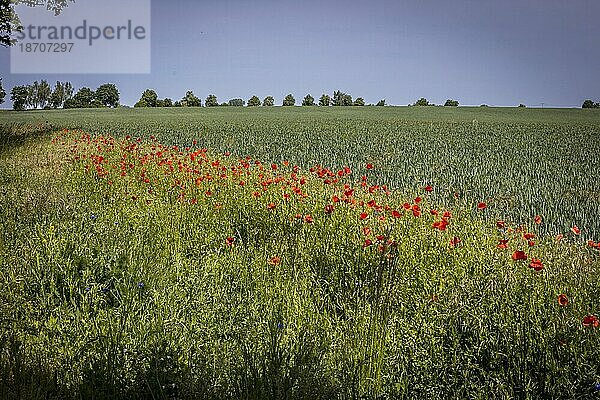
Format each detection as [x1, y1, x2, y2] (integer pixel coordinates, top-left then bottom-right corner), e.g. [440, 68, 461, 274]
[2, 106, 600, 237]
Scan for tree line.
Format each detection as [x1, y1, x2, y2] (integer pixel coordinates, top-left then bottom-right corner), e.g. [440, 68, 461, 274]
[1, 79, 598, 110]
[4, 80, 119, 111]
[132, 89, 383, 108]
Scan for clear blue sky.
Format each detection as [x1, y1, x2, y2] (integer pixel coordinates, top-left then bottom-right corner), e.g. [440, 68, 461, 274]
[1, 0, 599, 107]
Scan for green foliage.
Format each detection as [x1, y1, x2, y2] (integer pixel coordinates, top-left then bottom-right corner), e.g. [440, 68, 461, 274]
[262, 96, 274, 107]
[64, 87, 95, 109]
[518, 104, 527, 108]
[444, 99, 459, 107]
[582, 99, 599, 109]
[228, 98, 245, 107]
[414, 97, 432, 106]
[332, 90, 352, 106]
[282, 94, 295, 106]
[138, 89, 158, 108]
[302, 94, 315, 106]
[205, 94, 218, 107]
[353, 97, 365, 106]
[181, 90, 201, 107]
[247, 95, 261, 107]
[319, 94, 330, 107]
[9, 85, 28, 110]
[94, 84, 120, 108]
[376, 99, 385, 106]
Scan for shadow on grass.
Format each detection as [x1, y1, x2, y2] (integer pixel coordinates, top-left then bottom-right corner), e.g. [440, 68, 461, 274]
[0, 123, 59, 156]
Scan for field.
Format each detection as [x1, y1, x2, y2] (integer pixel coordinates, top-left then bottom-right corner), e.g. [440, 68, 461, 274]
[1, 107, 599, 399]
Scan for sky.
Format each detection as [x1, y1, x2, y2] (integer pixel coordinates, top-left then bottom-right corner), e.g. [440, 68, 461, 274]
[1, 0, 599, 108]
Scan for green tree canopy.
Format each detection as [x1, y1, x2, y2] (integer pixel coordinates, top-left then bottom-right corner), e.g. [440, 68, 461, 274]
[262, 96, 274, 106]
[582, 99, 599, 109]
[95, 83, 119, 108]
[332, 90, 352, 106]
[228, 98, 244, 106]
[414, 97, 431, 106]
[10, 85, 28, 110]
[319, 94, 330, 106]
[64, 87, 95, 108]
[0, 78, 5, 105]
[205, 94, 218, 107]
[376, 99, 386, 106]
[282, 94, 295, 106]
[444, 99, 459, 107]
[181, 90, 201, 107]
[302, 94, 314, 106]
[353, 97, 365, 106]
[247, 95, 261, 107]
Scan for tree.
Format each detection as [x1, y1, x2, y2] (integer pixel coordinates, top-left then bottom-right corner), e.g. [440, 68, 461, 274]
[0, 78, 5, 105]
[10, 85, 28, 110]
[181, 90, 201, 107]
[353, 97, 365, 106]
[37, 80, 51, 108]
[262, 96, 274, 106]
[2, 1, 74, 47]
[162, 98, 173, 107]
[137, 89, 158, 107]
[319, 94, 330, 106]
[94, 83, 119, 108]
[247, 95, 261, 107]
[27, 81, 39, 109]
[302, 94, 314, 106]
[64, 87, 94, 108]
[49, 81, 64, 108]
[228, 98, 244, 107]
[413, 97, 431, 106]
[376, 99, 386, 106]
[332, 90, 352, 106]
[282, 94, 295, 106]
[64, 81, 73, 101]
[205, 94, 218, 107]
[582, 99, 598, 109]
[444, 99, 459, 107]
[518, 103, 526, 108]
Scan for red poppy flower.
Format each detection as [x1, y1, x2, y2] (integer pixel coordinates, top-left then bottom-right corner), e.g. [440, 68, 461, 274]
[512, 250, 527, 261]
[523, 232, 535, 240]
[271, 163, 278, 170]
[582, 315, 599, 327]
[557, 294, 568, 307]
[363, 239, 373, 248]
[497, 239, 509, 249]
[376, 234, 385, 241]
[588, 240, 597, 248]
[534, 215, 542, 225]
[360, 212, 368, 220]
[477, 202, 487, 210]
[226, 237, 235, 246]
[403, 202, 411, 210]
[267, 202, 276, 210]
[366, 163, 373, 170]
[449, 237, 461, 247]
[268, 256, 281, 265]
[442, 211, 452, 219]
[528, 241, 535, 247]
[344, 189, 354, 197]
[304, 215, 314, 223]
[363, 226, 371, 236]
[432, 219, 449, 231]
[324, 204, 334, 214]
[391, 210, 401, 218]
[571, 226, 580, 235]
[556, 234, 564, 242]
[529, 258, 543, 271]
[424, 185, 433, 192]
[430, 209, 438, 216]
[414, 197, 422, 204]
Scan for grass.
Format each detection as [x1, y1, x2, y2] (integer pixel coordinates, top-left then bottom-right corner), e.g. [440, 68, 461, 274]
[0, 115, 599, 398]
